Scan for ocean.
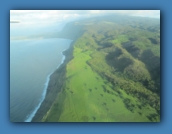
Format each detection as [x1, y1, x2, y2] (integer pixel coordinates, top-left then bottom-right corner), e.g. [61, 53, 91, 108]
[10, 38, 72, 122]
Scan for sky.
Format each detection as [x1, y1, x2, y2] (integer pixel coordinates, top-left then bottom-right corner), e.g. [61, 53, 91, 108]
[10, 10, 160, 37]
[10, 10, 160, 24]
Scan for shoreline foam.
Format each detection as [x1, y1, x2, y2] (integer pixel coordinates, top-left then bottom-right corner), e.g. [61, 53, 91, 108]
[31, 40, 75, 122]
[24, 47, 69, 122]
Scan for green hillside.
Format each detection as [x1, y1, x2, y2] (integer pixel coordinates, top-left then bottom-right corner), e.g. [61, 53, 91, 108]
[42, 15, 160, 122]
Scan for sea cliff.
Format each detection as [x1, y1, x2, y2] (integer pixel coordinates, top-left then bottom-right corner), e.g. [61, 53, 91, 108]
[31, 22, 83, 122]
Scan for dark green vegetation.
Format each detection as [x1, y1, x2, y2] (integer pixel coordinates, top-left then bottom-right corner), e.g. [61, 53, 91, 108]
[34, 15, 160, 122]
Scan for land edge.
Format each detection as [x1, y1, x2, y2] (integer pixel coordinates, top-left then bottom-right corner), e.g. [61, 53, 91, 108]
[31, 17, 160, 122]
[31, 40, 75, 122]
[30, 20, 84, 122]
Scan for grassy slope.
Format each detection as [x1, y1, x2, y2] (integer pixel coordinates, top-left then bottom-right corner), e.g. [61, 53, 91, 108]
[59, 48, 156, 122]
[43, 15, 160, 122]
[44, 41, 158, 122]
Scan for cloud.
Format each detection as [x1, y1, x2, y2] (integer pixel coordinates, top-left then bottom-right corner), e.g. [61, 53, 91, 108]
[129, 10, 160, 18]
[10, 10, 160, 28]
[10, 10, 160, 37]
[10, 20, 20, 23]
[10, 10, 160, 23]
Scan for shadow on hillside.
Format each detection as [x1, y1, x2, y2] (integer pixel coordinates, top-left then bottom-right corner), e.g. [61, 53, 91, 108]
[105, 48, 133, 72]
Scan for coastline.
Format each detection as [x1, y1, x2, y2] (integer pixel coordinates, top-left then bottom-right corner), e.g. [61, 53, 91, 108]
[31, 40, 75, 122]
[24, 43, 70, 122]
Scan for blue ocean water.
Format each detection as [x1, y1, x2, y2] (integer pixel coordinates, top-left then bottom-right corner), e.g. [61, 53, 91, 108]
[10, 38, 72, 122]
